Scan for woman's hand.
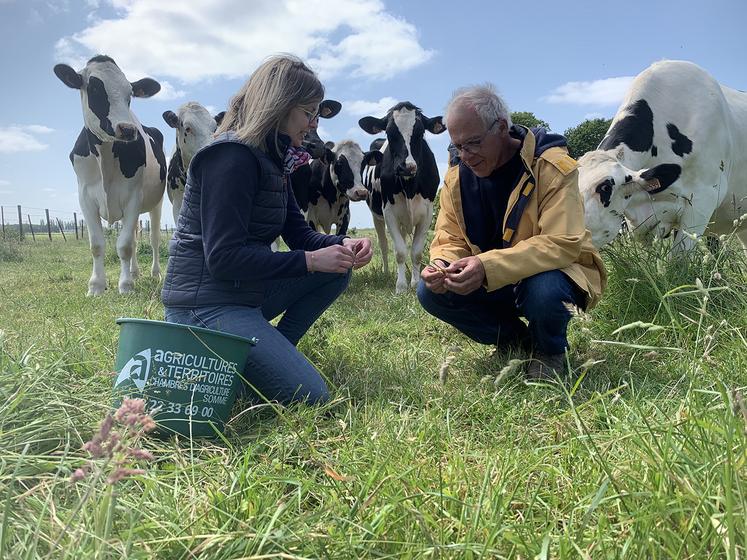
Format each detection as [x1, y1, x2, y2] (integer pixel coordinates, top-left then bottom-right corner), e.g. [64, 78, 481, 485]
[342, 237, 373, 269]
[306, 244, 355, 273]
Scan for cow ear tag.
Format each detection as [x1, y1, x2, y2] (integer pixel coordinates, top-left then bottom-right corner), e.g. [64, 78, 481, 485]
[646, 178, 661, 192]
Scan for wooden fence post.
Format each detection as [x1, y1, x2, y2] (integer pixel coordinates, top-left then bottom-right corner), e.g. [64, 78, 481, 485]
[81, 220, 85, 240]
[56, 218, 67, 241]
[74, 212, 79, 240]
[1, 206, 5, 240]
[27, 214, 36, 242]
[139, 219, 143, 240]
[45, 209, 52, 241]
[17, 205, 23, 240]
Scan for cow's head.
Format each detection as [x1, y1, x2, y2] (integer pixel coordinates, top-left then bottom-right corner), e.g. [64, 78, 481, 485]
[163, 102, 224, 167]
[325, 140, 369, 202]
[359, 102, 445, 179]
[578, 150, 683, 247]
[54, 55, 160, 143]
[302, 99, 342, 159]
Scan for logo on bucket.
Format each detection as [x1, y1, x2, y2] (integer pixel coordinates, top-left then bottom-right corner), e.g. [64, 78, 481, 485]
[115, 349, 152, 390]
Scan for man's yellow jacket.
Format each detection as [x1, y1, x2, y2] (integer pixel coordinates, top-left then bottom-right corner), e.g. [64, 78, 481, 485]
[430, 126, 607, 309]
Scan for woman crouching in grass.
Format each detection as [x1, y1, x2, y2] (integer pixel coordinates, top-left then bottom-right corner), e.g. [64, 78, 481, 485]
[161, 54, 372, 405]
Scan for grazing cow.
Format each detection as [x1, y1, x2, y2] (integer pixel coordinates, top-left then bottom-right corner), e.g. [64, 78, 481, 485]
[305, 140, 369, 235]
[162, 102, 225, 224]
[54, 55, 166, 295]
[359, 102, 446, 293]
[578, 60, 747, 251]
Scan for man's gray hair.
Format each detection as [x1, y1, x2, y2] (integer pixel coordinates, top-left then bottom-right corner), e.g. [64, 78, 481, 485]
[445, 83, 512, 130]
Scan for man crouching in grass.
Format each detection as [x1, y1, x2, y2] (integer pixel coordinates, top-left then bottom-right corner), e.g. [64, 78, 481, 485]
[417, 84, 606, 379]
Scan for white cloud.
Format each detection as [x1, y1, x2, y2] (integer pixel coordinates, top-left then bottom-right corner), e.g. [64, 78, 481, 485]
[543, 76, 634, 107]
[54, 0, 434, 83]
[0, 180, 10, 186]
[0, 126, 51, 153]
[24, 124, 55, 134]
[344, 96, 399, 117]
[154, 81, 187, 101]
[0, 190, 13, 195]
[42, 187, 57, 193]
[583, 112, 606, 120]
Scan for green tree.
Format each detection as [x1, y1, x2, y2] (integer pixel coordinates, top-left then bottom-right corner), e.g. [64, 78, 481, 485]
[563, 118, 612, 159]
[510, 111, 550, 130]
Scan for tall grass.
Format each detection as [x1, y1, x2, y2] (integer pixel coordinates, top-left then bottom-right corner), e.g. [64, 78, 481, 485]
[0, 233, 745, 558]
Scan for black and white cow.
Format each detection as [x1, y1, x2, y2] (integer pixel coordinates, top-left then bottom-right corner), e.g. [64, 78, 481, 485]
[359, 102, 446, 293]
[162, 102, 225, 224]
[305, 140, 369, 235]
[578, 60, 747, 251]
[54, 55, 166, 295]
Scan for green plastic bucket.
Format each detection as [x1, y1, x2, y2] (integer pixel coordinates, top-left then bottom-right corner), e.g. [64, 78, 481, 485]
[113, 318, 256, 438]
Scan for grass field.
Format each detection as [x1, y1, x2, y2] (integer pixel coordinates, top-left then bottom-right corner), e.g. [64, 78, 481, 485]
[0, 230, 745, 559]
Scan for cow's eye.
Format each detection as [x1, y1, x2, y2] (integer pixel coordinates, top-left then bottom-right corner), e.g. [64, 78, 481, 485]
[185, 126, 192, 135]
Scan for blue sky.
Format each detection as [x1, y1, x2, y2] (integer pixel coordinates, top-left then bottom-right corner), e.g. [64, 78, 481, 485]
[1, 0, 745, 229]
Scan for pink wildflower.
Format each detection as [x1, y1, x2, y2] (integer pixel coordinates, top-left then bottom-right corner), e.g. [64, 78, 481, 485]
[70, 468, 87, 483]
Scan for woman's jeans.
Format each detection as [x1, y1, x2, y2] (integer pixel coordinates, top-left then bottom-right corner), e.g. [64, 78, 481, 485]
[417, 270, 585, 355]
[165, 270, 351, 405]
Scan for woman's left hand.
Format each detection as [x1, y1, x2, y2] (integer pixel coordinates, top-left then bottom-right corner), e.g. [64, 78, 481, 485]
[342, 237, 373, 269]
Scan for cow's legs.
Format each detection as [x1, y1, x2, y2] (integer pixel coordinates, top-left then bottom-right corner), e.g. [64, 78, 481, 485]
[130, 234, 140, 279]
[372, 213, 389, 276]
[116, 203, 140, 294]
[384, 209, 409, 294]
[410, 205, 433, 289]
[79, 195, 107, 296]
[149, 198, 162, 280]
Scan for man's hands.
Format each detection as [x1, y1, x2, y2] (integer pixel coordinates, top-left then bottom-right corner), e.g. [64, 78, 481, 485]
[306, 237, 373, 273]
[420, 256, 486, 295]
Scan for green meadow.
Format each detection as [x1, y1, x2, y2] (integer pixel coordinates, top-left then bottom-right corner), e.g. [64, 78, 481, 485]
[0, 229, 745, 559]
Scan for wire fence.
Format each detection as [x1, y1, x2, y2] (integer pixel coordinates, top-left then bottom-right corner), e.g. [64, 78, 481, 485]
[0, 204, 174, 242]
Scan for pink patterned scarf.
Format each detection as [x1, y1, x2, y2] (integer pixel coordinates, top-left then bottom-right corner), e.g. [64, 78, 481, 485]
[283, 146, 311, 174]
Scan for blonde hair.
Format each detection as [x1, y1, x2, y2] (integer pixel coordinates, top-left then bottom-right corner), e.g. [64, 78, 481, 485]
[215, 54, 324, 155]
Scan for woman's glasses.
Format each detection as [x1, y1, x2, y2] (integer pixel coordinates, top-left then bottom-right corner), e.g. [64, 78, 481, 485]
[301, 107, 320, 124]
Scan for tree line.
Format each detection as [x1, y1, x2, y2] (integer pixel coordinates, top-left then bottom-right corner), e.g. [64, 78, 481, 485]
[510, 111, 611, 159]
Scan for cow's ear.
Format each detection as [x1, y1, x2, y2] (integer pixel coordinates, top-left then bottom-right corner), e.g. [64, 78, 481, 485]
[214, 111, 226, 126]
[162, 111, 179, 129]
[359, 116, 387, 135]
[131, 78, 161, 98]
[637, 163, 682, 193]
[324, 141, 335, 150]
[319, 100, 342, 119]
[424, 115, 446, 134]
[54, 64, 83, 89]
[362, 150, 383, 166]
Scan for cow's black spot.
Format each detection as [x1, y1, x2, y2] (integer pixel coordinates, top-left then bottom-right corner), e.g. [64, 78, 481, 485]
[333, 154, 354, 193]
[144, 126, 166, 181]
[86, 76, 115, 136]
[595, 178, 615, 207]
[167, 148, 185, 190]
[666, 123, 693, 157]
[624, 175, 632, 183]
[599, 99, 654, 152]
[290, 162, 315, 212]
[651, 145, 658, 157]
[70, 127, 102, 163]
[112, 134, 146, 178]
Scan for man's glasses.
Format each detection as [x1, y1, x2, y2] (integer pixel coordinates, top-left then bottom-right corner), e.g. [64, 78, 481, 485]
[301, 107, 320, 124]
[452, 119, 499, 155]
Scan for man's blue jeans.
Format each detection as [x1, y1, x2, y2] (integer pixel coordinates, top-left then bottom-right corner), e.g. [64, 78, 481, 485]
[416, 270, 585, 355]
[165, 270, 351, 405]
